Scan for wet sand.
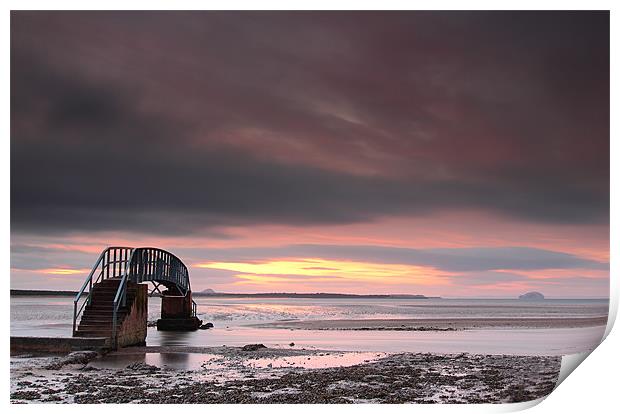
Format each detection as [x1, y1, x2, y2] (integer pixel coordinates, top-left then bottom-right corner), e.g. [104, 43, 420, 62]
[253, 316, 608, 331]
[10, 346, 561, 404]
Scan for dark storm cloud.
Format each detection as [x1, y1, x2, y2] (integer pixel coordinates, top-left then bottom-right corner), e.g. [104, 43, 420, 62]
[10, 244, 94, 270]
[10, 11, 609, 235]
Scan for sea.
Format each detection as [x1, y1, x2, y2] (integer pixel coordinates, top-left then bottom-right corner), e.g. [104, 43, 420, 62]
[10, 296, 609, 356]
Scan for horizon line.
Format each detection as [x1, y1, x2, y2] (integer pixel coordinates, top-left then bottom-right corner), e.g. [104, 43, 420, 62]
[9, 288, 609, 300]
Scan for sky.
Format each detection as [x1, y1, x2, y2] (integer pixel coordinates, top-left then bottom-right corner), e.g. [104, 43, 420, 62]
[10, 11, 609, 298]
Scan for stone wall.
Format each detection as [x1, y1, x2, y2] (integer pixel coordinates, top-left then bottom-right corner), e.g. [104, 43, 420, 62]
[115, 283, 148, 348]
[10, 336, 110, 354]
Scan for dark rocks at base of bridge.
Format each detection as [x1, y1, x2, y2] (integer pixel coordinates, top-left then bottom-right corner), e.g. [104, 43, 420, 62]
[157, 287, 202, 331]
[115, 283, 148, 348]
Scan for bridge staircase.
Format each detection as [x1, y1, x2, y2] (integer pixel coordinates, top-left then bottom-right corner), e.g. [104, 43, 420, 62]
[73, 278, 137, 338]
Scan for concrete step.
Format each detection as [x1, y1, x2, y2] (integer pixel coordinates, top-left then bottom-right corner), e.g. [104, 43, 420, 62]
[94, 279, 123, 286]
[83, 306, 129, 313]
[80, 318, 126, 325]
[86, 302, 127, 307]
[89, 291, 121, 296]
[92, 286, 137, 292]
[80, 318, 122, 326]
[80, 312, 128, 319]
[85, 302, 132, 308]
[78, 322, 115, 329]
[79, 322, 119, 328]
[76, 325, 113, 333]
[84, 302, 114, 312]
[81, 313, 124, 319]
[88, 293, 136, 300]
[74, 330, 113, 338]
[84, 305, 128, 311]
[79, 316, 123, 323]
[89, 291, 136, 298]
[87, 297, 135, 306]
[81, 311, 121, 317]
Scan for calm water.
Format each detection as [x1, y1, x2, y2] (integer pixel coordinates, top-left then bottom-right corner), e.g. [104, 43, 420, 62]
[10, 296, 609, 356]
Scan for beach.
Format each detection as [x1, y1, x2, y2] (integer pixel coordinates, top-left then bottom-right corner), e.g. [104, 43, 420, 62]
[253, 316, 607, 330]
[10, 346, 561, 404]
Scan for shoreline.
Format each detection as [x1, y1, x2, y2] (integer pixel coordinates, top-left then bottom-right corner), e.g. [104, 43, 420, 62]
[252, 316, 608, 331]
[10, 346, 561, 404]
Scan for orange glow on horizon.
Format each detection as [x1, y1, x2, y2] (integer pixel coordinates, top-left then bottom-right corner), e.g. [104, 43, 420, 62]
[196, 257, 448, 286]
[34, 268, 89, 275]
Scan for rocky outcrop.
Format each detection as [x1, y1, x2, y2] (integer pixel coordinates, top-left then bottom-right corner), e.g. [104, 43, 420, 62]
[518, 292, 545, 301]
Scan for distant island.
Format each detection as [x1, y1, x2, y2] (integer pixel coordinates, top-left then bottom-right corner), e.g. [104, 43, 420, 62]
[11, 288, 439, 299]
[518, 291, 545, 301]
[193, 290, 439, 299]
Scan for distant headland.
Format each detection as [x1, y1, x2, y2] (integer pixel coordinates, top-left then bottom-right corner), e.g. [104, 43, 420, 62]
[193, 291, 440, 299]
[11, 288, 439, 299]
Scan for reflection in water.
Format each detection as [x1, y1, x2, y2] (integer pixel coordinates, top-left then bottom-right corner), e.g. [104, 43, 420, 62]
[159, 352, 190, 367]
[89, 353, 222, 370]
[89, 351, 383, 371]
[243, 352, 387, 369]
[88, 353, 146, 369]
[146, 325, 605, 356]
[155, 331, 194, 347]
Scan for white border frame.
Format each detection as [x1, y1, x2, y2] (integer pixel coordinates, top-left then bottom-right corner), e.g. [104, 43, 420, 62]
[3, 2, 617, 413]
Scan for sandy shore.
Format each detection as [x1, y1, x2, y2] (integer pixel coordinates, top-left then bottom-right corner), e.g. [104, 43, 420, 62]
[10, 346, 561, 404]
[252, 316, 608, 331]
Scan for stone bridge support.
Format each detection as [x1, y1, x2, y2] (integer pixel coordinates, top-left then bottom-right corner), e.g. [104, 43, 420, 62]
[157, 287, 201, 331]
[116, 282, 148, 347]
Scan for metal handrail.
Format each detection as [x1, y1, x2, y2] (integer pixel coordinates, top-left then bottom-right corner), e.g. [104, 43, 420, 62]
[72, 246, 133, 336]
[75, 246, 196, 345]
[109, 247, 194, 346]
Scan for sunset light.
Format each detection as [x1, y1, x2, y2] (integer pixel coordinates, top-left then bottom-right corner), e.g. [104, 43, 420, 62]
[196, 258, 447, 286]
[35, 268, 89, 275]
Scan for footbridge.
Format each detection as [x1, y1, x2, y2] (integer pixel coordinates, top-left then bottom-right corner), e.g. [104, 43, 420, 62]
[73, 247, 201, 348]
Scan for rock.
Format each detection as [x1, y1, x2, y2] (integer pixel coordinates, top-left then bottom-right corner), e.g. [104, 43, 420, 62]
[125, 362, 161, 372]
[198, 322, 214, 330]
[11, 390, 41, 400]
[289, 342, 295, 347]
[78, 365, 100, 372]
[241, 343, 267, 351]
[67, 351, 99, 364]
[518, 292, 545, 301]
[45, 351, 99, 370]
